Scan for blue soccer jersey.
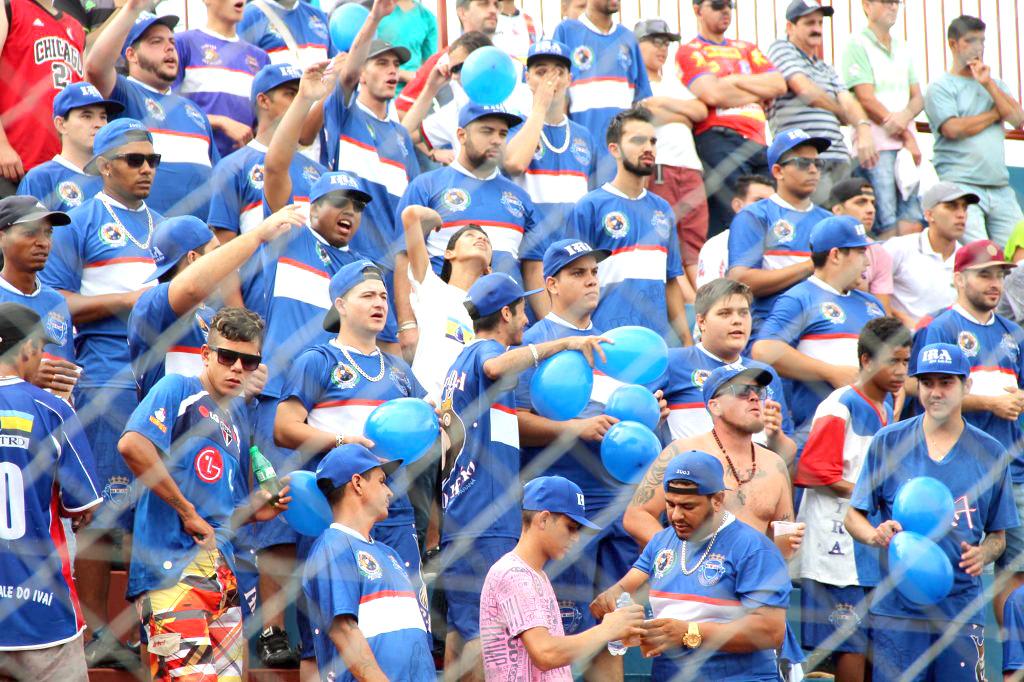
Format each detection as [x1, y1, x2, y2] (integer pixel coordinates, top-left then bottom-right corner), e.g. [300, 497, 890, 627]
[17, 156, 103, 212]
[40, 193, 159, 389]
[662, 344, 792, 441]
[568, 184, 684, 339]
[0, 378, 101, 650]
[127, 282, 215, 399]
[635, 517, 791, 681]
[108, 76, 220, 219]
[1004, 585, 1024, 673]
[173, 29, 270, 158]
[124, 374, 249, 598]
[910, 305, 1024, 482]
[238, 0, 332, 67]
[851, 415, 1020, 624]
[727, 195, 832, 330]
[302, 524, 433, 682]
[0, 276, 74, 363]
[757, 277, 886, 434]
[439, 339, 521, 541]
[395, 163, 538, 286]
[323, 88, 419, 270]
[280, 341, 425, 528]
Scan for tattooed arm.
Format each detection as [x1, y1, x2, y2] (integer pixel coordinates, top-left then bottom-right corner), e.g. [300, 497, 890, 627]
[769, 452, 804, 559]
[622, 441, 683, 546]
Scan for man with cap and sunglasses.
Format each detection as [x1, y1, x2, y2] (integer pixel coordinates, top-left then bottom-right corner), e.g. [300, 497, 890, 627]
[0, 303, 101, 681]
[275, 258, 433, 675]
[752, 215, 886, 442]
[594, 449, 791, 681]
[479, 475, 646, 681]
[17, 82, 124, 212]
[438, 272, 606, 680]
[846, 342, 1019, 682]
[302, 444, 434, 681]
[84, 0, 220, 219]
[118, 306, 290, 682]
[767, 0, 879, 205]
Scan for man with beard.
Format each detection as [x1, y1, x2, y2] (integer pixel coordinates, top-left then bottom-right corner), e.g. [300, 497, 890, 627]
[909, 240, 1024, 625]
[438, 272, 605, 681]
[567, 106, 690, 345]
[84, 0, 220, 219]
[595, 450, 790, 681]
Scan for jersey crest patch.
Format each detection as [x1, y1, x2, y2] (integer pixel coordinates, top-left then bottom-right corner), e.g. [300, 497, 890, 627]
[651, 210, 671, 238]
[184, 104, 207, 129]
[248, 164, 265, 190]
[302, 165, 321, 184]
[958, 330, 979, 357]
[103, 475, 132, 508]
[98, 222, 126, 247]
[315, 242, 331, 266]
[828, 602, 861, 628]
[441, 188, 470, 212]
[201, 43, 220, 64]
[617, 44, 633, 70]
[331, 362, 359, 389]
[500, 191, 525, 219]
[144, 97, 165, 122]
[603, 211, 629, 239]
[697, 553, 727, 586]
[691, 369, 711, 388]
[771, 219, 794, 244]
[308, 15, 327, 39]
[45, 310, 68, 346]
[571, 137, 591, 166]
[57, 180, 83, 206]
[357, 550, 383, 579]
[572, 45, 593, 71]
[653, 548, 675, 578]
[821, 302, 845, 324]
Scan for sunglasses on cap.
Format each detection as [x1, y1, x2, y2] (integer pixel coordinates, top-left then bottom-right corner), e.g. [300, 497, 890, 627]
[109, 153, 162, 169]
[779, 157, 824, 171]
[715, 384, 768, 401]
[208, 345, 262, 371]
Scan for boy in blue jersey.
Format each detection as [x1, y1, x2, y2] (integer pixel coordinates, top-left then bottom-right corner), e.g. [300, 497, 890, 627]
[727, 128, 833, 334]
[568, 106, 691, 345]
[908, 238, 1024, 625]
[118, 307, 291, 682]
[438, 272, 607, 680]
[17, 83, 123, 212]
[594, 449, 790, 681]
[303, 444, 434, 682]
[845, 342, 1019, 682]
[0, 303, 101, 681]
[752, 215, 885, 442]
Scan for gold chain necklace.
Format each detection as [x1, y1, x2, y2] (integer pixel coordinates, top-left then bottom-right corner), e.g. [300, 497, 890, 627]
[680, 512, 730, 575]
[339, 345, 385, 382]
[101, 197, 155, 250]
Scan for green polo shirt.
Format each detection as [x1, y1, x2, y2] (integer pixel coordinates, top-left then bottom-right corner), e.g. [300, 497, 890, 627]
[842, 27, 918, 151]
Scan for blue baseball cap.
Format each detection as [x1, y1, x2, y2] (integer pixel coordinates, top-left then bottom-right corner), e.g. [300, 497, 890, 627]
[810, 215, 872, 253]
[663, 450, 730, 494]
[464, 273, 542, 318]
[52, 82, 124, 119]
[309, 171, 373, 205]
[324, 259, 386, 332]
[84, 118, 153, 175]
[315, 443, 402, 493]
[145, 216, 214, 282]
[702, 363, 773, 405]
[911, 343, 970, 378]
[542, 239, 609, 279]
[767, 128, 830, 168]
[527, 39, 572, 69]
[522, 476, 601, 529]
[123, 12, 179, 56]
[251, 63, 303, 105]
[458, 102, 523, 130]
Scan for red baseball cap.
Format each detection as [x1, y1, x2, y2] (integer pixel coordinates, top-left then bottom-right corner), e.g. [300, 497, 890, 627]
[954, 240, 1016, 273]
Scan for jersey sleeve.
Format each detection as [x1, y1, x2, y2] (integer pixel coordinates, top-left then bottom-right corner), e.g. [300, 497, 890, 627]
[306, 537, 361, 621]
[766, 40, 803, 81]
[983, 454, 1021, 533]
[172, 36, 190, 91]
[666, 210, 684, 279]
[726, 209, 766, 270]
[280, 349, 329, 410]
[491, 566, 560, 638]
[756, 291, 808, 344]
[631, 40, 652, 101]
[841, 41, 873, 89]
[517, 193, 543, 261]
[850, 435, 883, 514]
[746, 43, 776, 75]
[49, 398, 102, 512]
[322, 86, 355, 170]
[631, 534, 657, 575]
[923, 79, 958, 136]
[564, 200, 591, 243]
[1004, 590, 1024, 672]
[794, 399, 849, 487]
[207, 158, 243, 232]
[16, 170, 55, 210]
[39, 222, 83, 292]
[675, 43, 713, 88]
[395, 175, 432, 224]
[124, 375, 185, 453]
[734, 546, 790, 609]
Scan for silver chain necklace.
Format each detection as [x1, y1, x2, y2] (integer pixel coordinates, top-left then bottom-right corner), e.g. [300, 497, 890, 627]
[540, 118, 571, 154]
[680, 512, 730, 575]
[339, 344, 385, 382]
[101, 197, 155, 250]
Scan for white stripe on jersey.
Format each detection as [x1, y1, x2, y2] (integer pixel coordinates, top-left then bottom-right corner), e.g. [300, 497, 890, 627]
[490, 404, 519, 449]
[520, 169, 589, 205]
[272, 258, 330, 308]
[427, 222, 524, 259]
[80, 258, 156, 296]
[337, 136, 409, 199]
[762, 251, 810, 271]
[796, 334, 859, 364]
[568, 77, 635, 114]
[590, 372, 623, 405]
[306, 400, 383, 436]
[240, 200, 263, 234]
[267, 45, 328, 68]
[150, 129, 212, 166]
[178, 65, 255, 99]
[598, 246, 668, 286]
[358, 591, 427, 639]
[165, 347, 204, 379]
[649, 590, 746, 623]
[968, 366, 1018, 397]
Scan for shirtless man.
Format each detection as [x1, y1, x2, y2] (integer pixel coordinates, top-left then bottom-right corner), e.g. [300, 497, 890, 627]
[624, 364, 805, 558]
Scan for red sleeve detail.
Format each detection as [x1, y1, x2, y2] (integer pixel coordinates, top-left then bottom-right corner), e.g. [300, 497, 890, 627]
[747, 44, 776, 75]
[794, 415, 847, 488]
[396, 51, 441, 113]
[675, 44, 711, 84]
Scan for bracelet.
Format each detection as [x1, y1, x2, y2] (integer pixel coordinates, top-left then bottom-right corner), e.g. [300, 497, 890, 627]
[336, 433, 346, 448]
[528, 343, 540, 368]
[398, 321, 418, 332]
[856, 119, 871, 126]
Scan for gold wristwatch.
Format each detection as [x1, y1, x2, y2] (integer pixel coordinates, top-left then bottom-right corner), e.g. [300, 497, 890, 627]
[682, 622, 702, 649]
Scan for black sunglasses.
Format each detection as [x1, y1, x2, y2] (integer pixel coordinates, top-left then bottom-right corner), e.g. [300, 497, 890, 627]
[208, 345, 261, 371]
[715, 384, 768, 401]
[450, 62, 465, 75]
[779, 157, 824, 171]
[110, 153, 161, 169]
[322, 194, 367, 213]
[707, 0, 734, 10]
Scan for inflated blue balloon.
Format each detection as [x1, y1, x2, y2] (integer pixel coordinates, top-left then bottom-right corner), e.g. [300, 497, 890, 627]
[531, 350, 593, 421]
[364, 398, 439, 466]
[460, 46, 517, 105]
[595, 326, 669, 385]
[282, 470, 332, 537]
[893, 476, 955, 539]
[887, 531, 954, 605]
[601, 420, 662, 484]
[329, 3, 370, 52]
[605, 384, 660, 431]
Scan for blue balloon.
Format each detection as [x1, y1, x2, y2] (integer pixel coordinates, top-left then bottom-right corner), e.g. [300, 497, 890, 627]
[329, 3, 370, 52]
[364, 398, 439, 466]
[460, 46, 517, 105]
[531, 350, 593, 421]
[282, 470, 332, 537]
[595, 326, 669, 385]
[601, 420, 662, 484]
[893, 476, 955, 539]
[887, 531, 954, 605]
[605, 384, 660, 430]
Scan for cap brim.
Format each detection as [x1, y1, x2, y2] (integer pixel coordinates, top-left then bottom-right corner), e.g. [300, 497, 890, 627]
[323, 305, 341, 332]
[910, 368, 968, 378]
[378, 459, 404, 476]
[544, 248, 610, 279]
[566, 512, 601, 530]
[523, 286, 545, 298]
[735, 367, 773, 387]
[313, 188, 374, 205]
[527, 53, 572, 69]
[640, 31, 681, 42]
[12, 208, 71, 227]
[960, 259, 1016, 272]
[144, 256, 186, 283]
[790, 6, 834, 20]
[463, 112, 524, 130]
[368, 45, 412, 63]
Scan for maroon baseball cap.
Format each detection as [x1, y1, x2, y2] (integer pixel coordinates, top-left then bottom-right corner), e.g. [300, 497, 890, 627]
[954, 240, 1016, 273]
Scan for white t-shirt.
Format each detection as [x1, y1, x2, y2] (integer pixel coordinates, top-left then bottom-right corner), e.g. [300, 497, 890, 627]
[881, 228, 959, 325]
[696, 229, 730, 288]
[649, 75, 702, 171]
[409, 266, 476, 402]
[493, 11, 541, 64]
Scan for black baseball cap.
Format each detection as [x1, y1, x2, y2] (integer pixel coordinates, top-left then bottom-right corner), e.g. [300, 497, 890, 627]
[0, 303, 59, 351]
[0, 196, 71, 230]
[786, 0, 834, 21]
[633, 19, 681, 42]
[829, 177, 874, 207]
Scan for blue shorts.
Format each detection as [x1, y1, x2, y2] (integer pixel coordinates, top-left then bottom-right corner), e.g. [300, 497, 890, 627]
[858, 151, 924, 234]
[800, 580, 871, 654]
[440, 536, 516, 641]
[77, 385, 138, 531]
[997, 481, 1024, 571]
[247, 396, 299, 551]
[870, 615, 986, 682]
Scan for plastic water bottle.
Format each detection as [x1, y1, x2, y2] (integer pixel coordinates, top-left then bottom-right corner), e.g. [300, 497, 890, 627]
[606, 592, 633, 656]
[250, 445, 282, 504]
